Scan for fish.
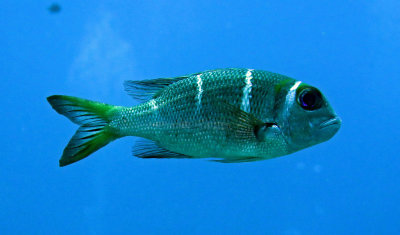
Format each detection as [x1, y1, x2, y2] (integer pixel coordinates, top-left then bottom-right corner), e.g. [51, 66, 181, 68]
[47, 68, 341, 166]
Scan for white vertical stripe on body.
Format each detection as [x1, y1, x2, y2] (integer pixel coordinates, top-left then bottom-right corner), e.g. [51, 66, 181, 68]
[285, 81, 302, 106]
[149, 99, 158, 110]
[196, 74, 203, 113]
[290, 81, 301, 92]
[241, 69, 254, 112]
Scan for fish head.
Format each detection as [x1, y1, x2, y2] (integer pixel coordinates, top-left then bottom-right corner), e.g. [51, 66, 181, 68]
[277, 81, 341, 153]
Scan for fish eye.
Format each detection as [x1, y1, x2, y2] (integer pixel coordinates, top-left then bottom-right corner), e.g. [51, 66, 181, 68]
[297, 87, 323, 111]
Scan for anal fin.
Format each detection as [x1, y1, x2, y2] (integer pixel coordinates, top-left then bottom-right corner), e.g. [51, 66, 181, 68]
[133, 139, 192, 159]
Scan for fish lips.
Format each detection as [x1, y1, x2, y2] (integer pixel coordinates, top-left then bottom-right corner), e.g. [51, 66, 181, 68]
[317, 116, 341, 140]
[319, 116, 342, 129]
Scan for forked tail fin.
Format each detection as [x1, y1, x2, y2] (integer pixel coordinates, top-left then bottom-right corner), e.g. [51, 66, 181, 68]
[47, 95, 119, 167]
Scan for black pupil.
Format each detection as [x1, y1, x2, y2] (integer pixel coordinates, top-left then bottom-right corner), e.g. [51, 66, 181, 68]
[298, 88, 322, 110]
[302, 92, 316, 107]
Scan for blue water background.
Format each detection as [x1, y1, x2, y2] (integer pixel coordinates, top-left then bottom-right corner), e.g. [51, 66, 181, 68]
[1, 1, 399, 234]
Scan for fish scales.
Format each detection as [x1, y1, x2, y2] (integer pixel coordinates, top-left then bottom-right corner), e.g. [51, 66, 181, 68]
[114, 69, 293, 158]
[47, 68, 341, 166]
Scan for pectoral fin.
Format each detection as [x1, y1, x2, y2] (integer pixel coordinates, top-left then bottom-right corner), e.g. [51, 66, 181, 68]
[207, 101, 264, 139]
[254, 123, 282, 141]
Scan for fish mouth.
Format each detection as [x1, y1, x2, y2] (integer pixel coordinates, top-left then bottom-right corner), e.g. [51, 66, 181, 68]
[319, 116, 342, 129]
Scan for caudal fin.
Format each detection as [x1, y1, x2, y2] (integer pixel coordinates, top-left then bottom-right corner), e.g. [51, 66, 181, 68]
[47, 95, 119, 167]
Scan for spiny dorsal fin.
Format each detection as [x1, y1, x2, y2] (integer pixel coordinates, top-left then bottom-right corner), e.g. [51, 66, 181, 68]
[133, 139, 192, 159]
[123, 69, 236, 102]
[124, 75, 190, 102]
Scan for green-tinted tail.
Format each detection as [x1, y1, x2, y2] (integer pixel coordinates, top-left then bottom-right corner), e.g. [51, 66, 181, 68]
[47, 95, 119, 167]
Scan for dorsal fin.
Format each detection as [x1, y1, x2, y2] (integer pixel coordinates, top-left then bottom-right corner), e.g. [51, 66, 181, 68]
[123, 69, 244, 102]
[124, 76, 190, 102]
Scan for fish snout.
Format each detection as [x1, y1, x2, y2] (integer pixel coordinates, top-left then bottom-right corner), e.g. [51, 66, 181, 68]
[319, 116, 341, 129]
[317, 116, 341, 142]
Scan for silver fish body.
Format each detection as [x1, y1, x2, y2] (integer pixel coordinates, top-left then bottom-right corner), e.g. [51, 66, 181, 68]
[48, 68, 341, 166]
[110, 68, 341, 162]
